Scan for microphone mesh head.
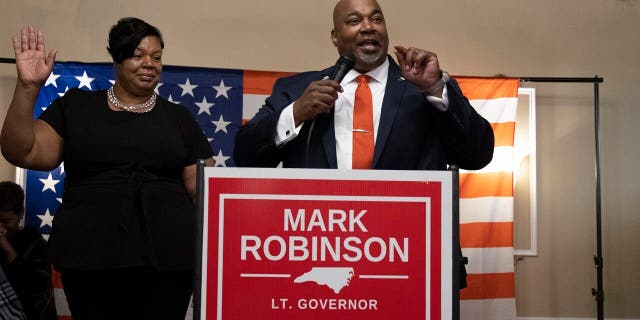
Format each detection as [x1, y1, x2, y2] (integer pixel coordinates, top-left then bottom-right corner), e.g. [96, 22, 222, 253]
[337, 53, 356, 69]
[330, 53, 356, 82]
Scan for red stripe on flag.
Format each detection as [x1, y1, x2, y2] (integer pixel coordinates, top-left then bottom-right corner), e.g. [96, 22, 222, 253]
[460, 272, 515, 300]
[460, 172, 513, 198]
[453, 77, 520, 100]
[460, 222, 513, 248]
[243, 70, 296, 94]
[52, 269, 63, 288]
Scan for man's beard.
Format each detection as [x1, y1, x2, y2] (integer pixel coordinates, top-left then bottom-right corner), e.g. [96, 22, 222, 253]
[356, 49, 386, 66]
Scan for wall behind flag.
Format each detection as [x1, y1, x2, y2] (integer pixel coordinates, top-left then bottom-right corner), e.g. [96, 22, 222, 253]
[1, 0, 639, 319]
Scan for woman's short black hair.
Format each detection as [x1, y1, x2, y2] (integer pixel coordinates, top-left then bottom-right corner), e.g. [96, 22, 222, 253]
[0, 181, 24, 214]
[107, 17, 164, 64]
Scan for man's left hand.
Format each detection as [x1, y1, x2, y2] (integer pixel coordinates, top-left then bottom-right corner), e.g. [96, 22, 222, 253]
[393, 45, 443, 97]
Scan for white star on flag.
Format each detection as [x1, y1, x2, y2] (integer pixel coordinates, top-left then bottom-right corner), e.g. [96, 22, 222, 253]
[178, 78, 198, 97]
[45, 73, 60, 88]
[39, 173, 60, 193]
[154, 83, 163, 94]
[167, 94, 180, 104]
[58, 86, 70, 97]
[212, 150, 230, 167]
[59, 162, 65, 175]
[212, 115, 231, 133]
[75, 70, 95, 90]
[203, 130, 214, 143]
[37, 209, 55, 228]
[195, 96, 214, 115]
[213, 79, 232, 99]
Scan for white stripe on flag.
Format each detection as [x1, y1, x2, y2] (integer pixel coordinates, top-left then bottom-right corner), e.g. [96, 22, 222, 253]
[460, 298, 517, 320]
[460, 146, 514, 174]
[243, 94, 269, 120]
[54, 288, 70, 316]
[460, 197, 514, 224]
[469, 97, 518, 123]
[462, 247, 515, 274]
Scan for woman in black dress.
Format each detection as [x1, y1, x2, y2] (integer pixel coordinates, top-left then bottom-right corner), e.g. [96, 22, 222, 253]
[1, 18, 214, 319]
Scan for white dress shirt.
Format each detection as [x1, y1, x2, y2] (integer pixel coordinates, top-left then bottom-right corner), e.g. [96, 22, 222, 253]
[275, 57, 449, 169]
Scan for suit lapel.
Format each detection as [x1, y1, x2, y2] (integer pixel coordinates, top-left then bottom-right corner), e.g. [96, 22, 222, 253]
[322, 110, 338, 168]
[320, 68, 338, 168]
[373, 59, 407, 168]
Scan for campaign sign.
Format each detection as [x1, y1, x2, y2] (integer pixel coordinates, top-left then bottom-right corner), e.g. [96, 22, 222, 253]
[199, 168, 452, 320]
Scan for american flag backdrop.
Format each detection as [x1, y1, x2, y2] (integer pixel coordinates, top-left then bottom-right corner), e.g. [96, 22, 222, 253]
[18, 62, 519, 319]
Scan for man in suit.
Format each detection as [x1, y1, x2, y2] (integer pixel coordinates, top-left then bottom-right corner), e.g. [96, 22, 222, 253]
[234, 0, 494, 171]
[234, 0, 493, 291]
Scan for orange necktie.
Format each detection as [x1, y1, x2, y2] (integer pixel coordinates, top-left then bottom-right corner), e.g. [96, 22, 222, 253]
[352, 75, 374, 169]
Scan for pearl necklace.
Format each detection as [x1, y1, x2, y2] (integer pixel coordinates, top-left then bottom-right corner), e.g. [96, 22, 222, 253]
[107, 86, 156, 113]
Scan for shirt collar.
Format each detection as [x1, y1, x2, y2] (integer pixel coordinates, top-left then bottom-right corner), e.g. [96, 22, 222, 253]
[341, 56, 390, 85]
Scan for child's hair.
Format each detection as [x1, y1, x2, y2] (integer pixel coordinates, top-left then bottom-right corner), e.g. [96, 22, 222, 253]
[0, 181, 24, 214]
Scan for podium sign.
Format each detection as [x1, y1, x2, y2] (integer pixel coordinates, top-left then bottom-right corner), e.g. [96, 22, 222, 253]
[198, 168, 452, 320]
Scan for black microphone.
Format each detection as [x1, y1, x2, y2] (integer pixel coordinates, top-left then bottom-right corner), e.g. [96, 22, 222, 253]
[330, 53, 356, 83]
[305, 53, 356, 168]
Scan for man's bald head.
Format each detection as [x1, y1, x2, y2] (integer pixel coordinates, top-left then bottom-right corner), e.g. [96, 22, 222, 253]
[333, 0, 382, 28]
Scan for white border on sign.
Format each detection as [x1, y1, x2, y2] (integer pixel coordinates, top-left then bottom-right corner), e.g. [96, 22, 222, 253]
[200, 168, 453, 320]
[219, 194, 430, 318]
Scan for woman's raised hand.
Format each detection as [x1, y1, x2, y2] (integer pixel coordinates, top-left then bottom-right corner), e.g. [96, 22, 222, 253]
[12, 26, 57, 87]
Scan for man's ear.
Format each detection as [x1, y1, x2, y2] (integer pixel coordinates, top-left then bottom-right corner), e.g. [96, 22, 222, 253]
[331, 29, 338, 47]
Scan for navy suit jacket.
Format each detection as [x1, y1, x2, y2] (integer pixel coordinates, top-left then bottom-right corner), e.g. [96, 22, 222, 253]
[234, 58, 494, 170]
